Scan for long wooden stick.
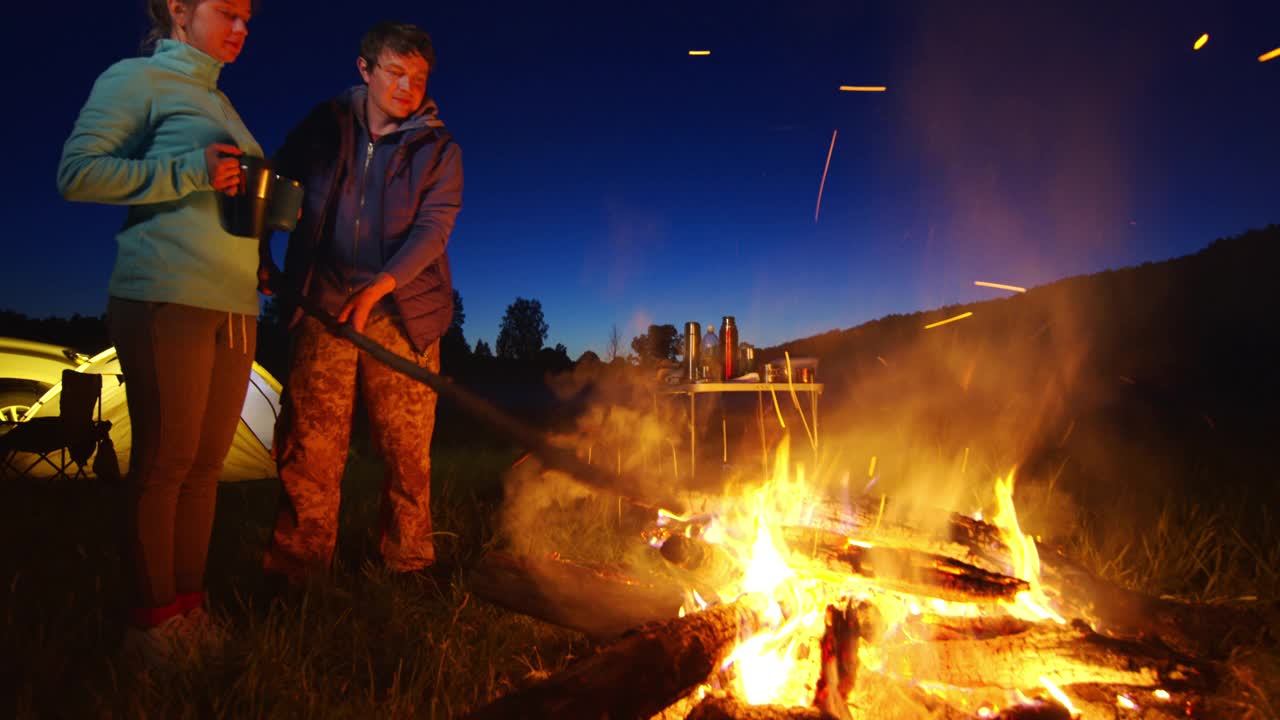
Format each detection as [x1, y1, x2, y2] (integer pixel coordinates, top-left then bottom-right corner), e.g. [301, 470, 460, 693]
[284, 287, 682, 508]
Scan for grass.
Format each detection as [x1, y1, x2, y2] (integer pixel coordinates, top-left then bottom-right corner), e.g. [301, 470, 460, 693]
[0, 438, 587, 719]
[2, 425, 1278, 718]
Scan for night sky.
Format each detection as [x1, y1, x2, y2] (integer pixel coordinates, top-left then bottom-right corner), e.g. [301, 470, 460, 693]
[9, 1, 1279, 357]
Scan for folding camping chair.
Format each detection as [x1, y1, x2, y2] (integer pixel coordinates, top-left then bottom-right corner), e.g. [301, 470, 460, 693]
[0, 370, 115, 482]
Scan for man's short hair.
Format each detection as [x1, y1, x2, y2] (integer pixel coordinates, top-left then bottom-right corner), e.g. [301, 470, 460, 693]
[360, 21, 436, 70]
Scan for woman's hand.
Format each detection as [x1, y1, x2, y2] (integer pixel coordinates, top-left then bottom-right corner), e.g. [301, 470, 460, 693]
[205, 143, 244, 195]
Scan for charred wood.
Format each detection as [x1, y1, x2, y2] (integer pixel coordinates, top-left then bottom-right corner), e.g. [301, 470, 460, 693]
[684, 695, 827, 720]
[1037, 543, 1280, 659]
[467, 552, 684, 640]
[794, 500, 1280, 659]
[464, 594, 770, 720]
[812, 601, 862, 720]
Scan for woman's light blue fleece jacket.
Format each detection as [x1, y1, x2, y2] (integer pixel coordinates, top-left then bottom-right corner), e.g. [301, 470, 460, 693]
[57, 39, 263, 316]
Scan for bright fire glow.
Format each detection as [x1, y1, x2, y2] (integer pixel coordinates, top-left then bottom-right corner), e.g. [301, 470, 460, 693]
[1193, 33, 1209, 50]
[924, 311, 974, 330]
[992, 471, 1065, 623]
[659, 435, 1083, 713]
[1040, 676, 1078, 716]
[839, 85, 887, 92]
[688, 50, 712, 56]
[1117, 694, 1138, 709]
[974, 280, 1027, 293]
[1154, 689, 1172, 700]
[1260, 47, 1280, 63]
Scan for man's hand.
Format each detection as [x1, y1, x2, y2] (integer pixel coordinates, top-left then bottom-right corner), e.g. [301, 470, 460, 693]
[337, 272, 397, 333]
[205, 143, 244, 195]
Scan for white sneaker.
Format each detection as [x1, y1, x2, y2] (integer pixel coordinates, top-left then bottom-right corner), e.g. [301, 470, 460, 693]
[119, 614, 189, 670]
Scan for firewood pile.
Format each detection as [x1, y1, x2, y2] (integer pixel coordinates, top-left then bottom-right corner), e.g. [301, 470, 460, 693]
[466, 469, 1279, 719]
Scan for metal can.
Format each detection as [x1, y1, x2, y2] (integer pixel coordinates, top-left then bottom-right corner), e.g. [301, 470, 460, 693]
[684, 322, 700, 381]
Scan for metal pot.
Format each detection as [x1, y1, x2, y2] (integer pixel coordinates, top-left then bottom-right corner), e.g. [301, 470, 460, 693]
[217, 156, 305, 237]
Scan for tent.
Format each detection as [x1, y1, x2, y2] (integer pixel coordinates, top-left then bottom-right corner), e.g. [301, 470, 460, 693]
[17, 347, 282, 482]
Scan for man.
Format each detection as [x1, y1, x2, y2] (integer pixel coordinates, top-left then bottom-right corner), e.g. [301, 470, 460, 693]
[262, 21, 463, 581]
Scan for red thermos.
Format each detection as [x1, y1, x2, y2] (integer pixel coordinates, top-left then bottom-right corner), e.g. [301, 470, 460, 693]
[720, 316, 738, 379]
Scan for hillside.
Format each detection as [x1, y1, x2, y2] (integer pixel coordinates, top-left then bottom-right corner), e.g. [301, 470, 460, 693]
[757, 226, 1280, 532]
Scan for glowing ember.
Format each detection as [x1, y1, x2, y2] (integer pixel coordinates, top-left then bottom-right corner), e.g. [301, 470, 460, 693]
[1154, 689, 1172, 700]
[688, 50, 712, 56]
[974, 280, 1027, 293]
[1117, 693, 1138, 709]
[1193, 33, 1209, 50]
[1259, 47, 1280, 62]
[839, 85, 887, 92]
[924, 311, 974, 329]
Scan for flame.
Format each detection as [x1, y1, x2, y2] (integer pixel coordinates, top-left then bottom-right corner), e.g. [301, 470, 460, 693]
[656, 438, 1083, 712]
[1154, 689, 1171, 700]
[1193, 33, 1209, 50]
[1117, 694, 1138, 709]
[991, 471, 1065, 623]
[1040, 676, 1078, 716]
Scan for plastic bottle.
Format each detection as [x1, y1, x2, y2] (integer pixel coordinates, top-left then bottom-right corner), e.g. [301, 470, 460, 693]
[702, 323, 719, 381]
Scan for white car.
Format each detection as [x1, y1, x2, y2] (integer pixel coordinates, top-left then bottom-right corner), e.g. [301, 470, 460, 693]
[0, 337, 90, 423]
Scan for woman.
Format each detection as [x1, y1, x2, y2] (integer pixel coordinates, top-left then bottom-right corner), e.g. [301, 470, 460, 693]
[57, 0, 262, 664]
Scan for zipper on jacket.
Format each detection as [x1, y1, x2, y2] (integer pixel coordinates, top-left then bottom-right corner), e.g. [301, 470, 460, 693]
[350, 140, 376, 294]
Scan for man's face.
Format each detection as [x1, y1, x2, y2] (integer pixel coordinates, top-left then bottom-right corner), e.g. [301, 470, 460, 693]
[359, 49, 430, 122]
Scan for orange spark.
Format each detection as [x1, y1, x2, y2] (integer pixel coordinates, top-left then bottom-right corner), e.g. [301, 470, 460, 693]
[1260, 47, 1280, 63]
[839, 85, 887, 92]
[924, 311, 973, 330]
[1193, 33, 1209, 50]
[688, 50, 712, 56]
[974, 280, 1027, 293]
[814, 130, 837, 222]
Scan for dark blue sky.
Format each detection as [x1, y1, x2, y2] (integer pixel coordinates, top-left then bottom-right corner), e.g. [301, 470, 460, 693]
[9, 1, 1279, 357]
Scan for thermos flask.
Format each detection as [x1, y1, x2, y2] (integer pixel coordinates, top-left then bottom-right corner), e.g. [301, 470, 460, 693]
[684, 321, 701, 381]
[720, 316, 738, 380]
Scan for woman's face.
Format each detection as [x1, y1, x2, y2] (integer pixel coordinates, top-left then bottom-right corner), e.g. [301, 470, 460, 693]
[171, 0, 252, 64]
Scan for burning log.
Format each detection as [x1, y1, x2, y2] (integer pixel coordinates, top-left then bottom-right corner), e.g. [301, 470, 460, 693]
[812, 601, 863, 720]
[814, 543, 1029, 603]
[465, 593, 771, 720]
[467, 551, 684, 640]
[797, 498, 1280, 659]
[991, 702, 1072, 720]
[877, 619, 1214, 691]
[658, 528, 1029, 605]
[1037, 543, 1280, 659]
[684, 696, 827, 720]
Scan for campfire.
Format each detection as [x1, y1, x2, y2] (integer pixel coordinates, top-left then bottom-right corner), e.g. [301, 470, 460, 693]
[468, 434, 1267, 720]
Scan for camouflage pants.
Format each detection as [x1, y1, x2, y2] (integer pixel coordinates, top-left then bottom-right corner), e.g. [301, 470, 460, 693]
[264, 312, 440, 579]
